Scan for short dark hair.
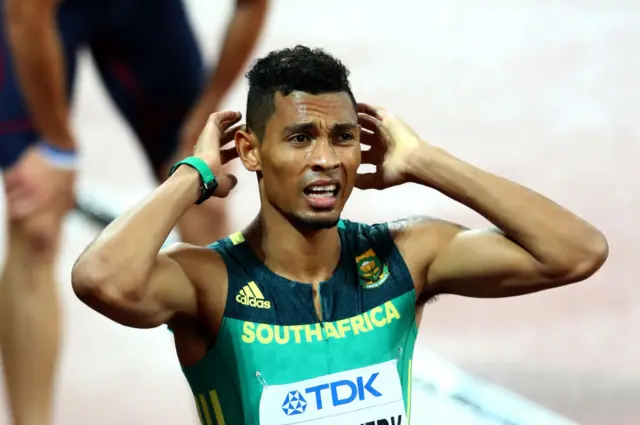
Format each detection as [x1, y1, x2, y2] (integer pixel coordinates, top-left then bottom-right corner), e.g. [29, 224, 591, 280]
[245, 45, 356, 140]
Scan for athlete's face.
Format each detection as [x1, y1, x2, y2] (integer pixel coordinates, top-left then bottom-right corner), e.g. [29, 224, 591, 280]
[244, 91, 361, 230]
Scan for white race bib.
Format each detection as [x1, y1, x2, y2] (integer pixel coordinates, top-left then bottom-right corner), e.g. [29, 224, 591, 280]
[259, 360, 406, 425]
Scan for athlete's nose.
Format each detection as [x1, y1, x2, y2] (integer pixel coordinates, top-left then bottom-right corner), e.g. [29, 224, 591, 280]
[309, 138, 340, 172]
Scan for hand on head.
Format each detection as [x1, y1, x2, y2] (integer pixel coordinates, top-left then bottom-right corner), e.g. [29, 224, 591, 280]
[194, 104, 429, 199]
[356, 103, 425, 191]
[193, 110, 245, 198]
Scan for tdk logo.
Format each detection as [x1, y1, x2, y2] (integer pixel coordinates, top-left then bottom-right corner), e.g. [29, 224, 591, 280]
[283, 373, 382, 416]
[282, 390, 307, 416]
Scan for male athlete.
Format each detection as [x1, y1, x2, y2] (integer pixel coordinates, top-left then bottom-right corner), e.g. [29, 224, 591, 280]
[72, 46, 608, 425]
[1, 0, 268, 424]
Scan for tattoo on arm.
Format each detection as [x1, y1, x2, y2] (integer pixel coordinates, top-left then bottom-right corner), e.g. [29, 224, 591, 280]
[387, 215, 468, 235]
[387, 216, 466, 306]
[389, 215, 520, 246]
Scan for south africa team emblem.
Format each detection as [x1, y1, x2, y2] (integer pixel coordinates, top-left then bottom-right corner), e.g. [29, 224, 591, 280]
[356, 249, 390, 289]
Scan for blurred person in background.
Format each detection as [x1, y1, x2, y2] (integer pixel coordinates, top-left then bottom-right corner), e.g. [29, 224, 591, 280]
[0, 0, 268, 424]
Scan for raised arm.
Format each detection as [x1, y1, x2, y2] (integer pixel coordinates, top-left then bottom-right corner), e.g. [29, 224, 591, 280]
[72, 111, 241, 327]
[72, 167, 205, 328]
[357, 104, 609, 300]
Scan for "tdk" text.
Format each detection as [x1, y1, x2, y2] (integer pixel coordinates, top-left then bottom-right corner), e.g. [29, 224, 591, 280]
[305, 373, 382, 410]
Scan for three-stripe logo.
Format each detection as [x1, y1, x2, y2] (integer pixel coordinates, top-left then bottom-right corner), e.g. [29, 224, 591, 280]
[235, 281, 271, 309]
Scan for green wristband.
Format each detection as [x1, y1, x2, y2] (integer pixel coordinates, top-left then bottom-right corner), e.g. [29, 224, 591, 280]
[169, 156, 218, 205]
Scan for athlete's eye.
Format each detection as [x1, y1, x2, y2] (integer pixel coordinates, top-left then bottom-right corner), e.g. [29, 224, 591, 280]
[340, 132, 355, 141]
[334, 132, 356, 145]
[290, 134, 311, 143]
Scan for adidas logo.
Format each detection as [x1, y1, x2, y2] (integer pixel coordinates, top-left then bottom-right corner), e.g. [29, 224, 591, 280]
[236, 281, 271, 309]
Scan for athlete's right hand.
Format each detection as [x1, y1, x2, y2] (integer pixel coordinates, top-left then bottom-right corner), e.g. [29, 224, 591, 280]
[4, 145, 75, 219]
[193, 110, 242, 198]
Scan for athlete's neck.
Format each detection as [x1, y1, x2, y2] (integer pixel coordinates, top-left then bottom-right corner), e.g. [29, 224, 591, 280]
[245, 213, 341, 284]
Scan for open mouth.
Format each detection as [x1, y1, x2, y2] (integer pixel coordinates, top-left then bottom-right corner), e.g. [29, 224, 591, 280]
[303, 183, 340, 198]
[303, 181, 341, 209]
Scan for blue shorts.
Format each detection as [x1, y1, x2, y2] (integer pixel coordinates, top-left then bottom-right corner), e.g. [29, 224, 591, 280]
[0, 0, 204, 175]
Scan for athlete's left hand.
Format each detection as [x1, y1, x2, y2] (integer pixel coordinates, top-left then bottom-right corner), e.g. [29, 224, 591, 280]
[356, 103, 426, 190]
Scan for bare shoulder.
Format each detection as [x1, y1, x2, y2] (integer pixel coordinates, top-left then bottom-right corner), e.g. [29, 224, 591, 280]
[161, 242, 229, 295]
[164, 242, 230, 335]
[386, 216, 469, 292]
[164, 243, 230, 361]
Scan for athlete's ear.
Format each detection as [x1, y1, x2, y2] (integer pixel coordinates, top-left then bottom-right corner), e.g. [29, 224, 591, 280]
[235, 128, 261, 172]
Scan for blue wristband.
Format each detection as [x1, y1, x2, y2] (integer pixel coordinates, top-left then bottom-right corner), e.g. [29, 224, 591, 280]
[37, 142, 78, 169]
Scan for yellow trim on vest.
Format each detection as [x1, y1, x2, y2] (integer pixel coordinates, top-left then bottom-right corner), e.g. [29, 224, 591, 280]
[194, 396, 204, 425]
[229, 232, 245, 245]
[198, 393, 214, 425]
[407, 359, 413, 424]
[210, 389, 226, 425]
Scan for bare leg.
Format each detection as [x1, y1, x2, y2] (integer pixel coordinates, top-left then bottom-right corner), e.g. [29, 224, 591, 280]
[0, 212, 63, 425]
